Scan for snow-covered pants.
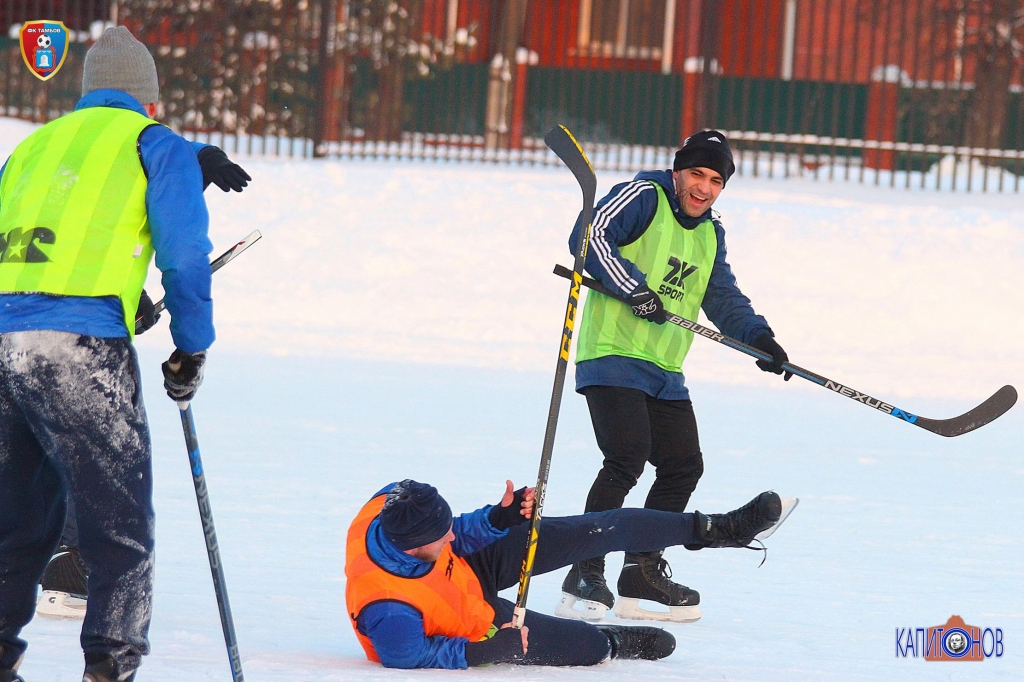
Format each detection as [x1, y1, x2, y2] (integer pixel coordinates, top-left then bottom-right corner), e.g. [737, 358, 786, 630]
[465, 507, 700, 665]
[0, 332, 154, 673]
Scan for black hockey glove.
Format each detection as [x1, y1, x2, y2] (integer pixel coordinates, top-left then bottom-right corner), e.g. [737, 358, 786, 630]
[489, 487, 531, 531]
[626, 285, 666, 324]
[161, 349, 208, 402]
[464, 626, 528, 666]
[750, 332, 792, 381]
[134, 289, 161, 335]
[198, 145, 251, 193]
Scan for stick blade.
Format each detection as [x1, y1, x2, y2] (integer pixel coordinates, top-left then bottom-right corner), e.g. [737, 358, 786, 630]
[544, 125, 597, 202]
[915, 385, 1017, 437]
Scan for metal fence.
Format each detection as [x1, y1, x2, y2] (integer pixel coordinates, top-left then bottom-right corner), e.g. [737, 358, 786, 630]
[2, 0, 1023, 191]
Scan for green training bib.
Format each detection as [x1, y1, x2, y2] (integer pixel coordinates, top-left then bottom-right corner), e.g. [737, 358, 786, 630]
[0, 106, 157, 337]
[576, 182, 718, 373]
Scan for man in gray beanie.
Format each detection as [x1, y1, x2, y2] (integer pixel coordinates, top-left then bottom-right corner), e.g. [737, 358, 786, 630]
[558, 129, 795, 625]
[82, 25, 160, 110]
[0, 26, 244, 682]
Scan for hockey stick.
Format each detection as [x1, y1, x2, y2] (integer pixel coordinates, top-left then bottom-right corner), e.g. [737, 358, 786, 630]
[554, 264, 1017, 437]
[174, 401, 245, 682]
[163, 233, 261, 682]
[512, 127, 597, 629]
[136, 230, 262, 333]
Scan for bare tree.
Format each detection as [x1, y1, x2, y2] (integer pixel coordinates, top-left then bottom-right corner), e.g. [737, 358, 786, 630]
[938, 0, 1024, 150]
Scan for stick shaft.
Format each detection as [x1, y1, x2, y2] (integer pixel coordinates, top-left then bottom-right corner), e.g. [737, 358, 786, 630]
[179, 405, 245, 682]
[513, 127, 596, 627]
[143, 230, 262, 324]
[554, 264, 1016, 437]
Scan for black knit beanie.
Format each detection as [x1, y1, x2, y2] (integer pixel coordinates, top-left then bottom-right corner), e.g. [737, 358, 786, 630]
[380, 480, 453, 550]
[673, 130, 735, 183]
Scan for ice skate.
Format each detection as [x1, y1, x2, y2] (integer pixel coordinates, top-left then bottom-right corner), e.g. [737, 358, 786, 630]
[686, 491, 797, 550]
[83, 655, 135, 682]
[35, 546, 88, 620]
[0, 669, 25, 682]
[0, 648, 26, 682]
[556, 557, 615, 621]
[596, 624, 676, 660]
[614, 551, 702, 623]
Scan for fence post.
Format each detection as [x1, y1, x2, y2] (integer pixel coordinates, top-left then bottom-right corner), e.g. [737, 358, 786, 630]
[509, 47, 534, 150]
[314, 0, 348, 156]
[681, 56, 719, 138]
[864, 65, 905, 171]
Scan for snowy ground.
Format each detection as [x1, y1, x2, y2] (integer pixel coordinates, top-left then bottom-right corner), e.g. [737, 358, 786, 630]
[2, 117, 1022, 680]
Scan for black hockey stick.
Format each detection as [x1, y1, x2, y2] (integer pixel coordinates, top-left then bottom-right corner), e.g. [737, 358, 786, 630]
[174, 401, 245, 682]
[136, 230, 262, 333]
[163, 233, 262, 682]
[554, 264, 1016, 437]
[512, 127, 597, 629]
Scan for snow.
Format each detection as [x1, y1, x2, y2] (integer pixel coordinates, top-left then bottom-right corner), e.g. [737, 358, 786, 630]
[1, 116, 1022, 680]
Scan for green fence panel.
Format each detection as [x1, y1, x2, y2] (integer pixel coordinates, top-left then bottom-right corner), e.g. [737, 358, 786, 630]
[404, 63, 489, 136]
[715, 77, 869, 139]
[524, 67, 683, 147]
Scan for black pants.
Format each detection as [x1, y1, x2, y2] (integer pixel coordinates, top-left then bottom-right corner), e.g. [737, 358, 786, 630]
[583, 385, 704, 515]
[0, 332, 154, 673]
[465, 507, 699, 666]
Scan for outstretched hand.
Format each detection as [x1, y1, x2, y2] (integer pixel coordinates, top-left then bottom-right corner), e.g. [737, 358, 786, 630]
[489, 480, 536, 531]
[500, 480, 535, 519]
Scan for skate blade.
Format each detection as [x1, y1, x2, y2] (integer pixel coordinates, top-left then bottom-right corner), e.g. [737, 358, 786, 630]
[554, 592, 608, 622]
[613, 598, 702, 623]
[36, 590, 86, 620]
[755, 497, 799, 541]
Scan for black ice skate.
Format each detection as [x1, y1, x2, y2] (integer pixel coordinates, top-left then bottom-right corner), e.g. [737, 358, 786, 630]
[686, 491, 798, 550]
[614, 551, 702, 623]
[36, 546, 88, 620]
[0, 669, 25, 682]
[596, 624, 676, 660]
[83, 654, 135, 682]
[0, 646, 26, 682]
[555, 557, 615, 621]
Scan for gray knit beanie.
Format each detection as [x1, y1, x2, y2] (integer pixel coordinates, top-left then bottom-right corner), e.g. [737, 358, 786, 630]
[82, 26, 159, 105]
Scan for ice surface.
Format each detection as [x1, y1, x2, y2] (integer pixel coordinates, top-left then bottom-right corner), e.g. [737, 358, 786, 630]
[1, 117, 1020, 680]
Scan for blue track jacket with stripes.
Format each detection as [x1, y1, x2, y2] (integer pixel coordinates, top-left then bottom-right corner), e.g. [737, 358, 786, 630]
[568, 169, 772, 400]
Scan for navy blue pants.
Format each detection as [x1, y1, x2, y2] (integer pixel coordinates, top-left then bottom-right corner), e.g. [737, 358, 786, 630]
[465, 507, 699, 665]
[0, 332, 154, 673]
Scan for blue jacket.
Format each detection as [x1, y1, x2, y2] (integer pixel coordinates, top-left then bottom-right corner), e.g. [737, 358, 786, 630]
[355, 483, 506, 669]
[0, 89, 215, 353]
[569, 169, 772, 400]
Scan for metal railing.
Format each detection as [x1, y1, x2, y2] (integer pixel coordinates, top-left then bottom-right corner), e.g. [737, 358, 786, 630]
[0, 0, 1021, 192]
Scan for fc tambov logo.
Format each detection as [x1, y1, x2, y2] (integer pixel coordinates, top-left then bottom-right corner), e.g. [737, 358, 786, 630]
[20, 20, 70, 81]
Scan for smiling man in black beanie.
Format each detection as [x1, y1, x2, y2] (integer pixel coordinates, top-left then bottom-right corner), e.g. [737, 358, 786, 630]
[560, 129, 795, 624]
[345, 479, 795, 669]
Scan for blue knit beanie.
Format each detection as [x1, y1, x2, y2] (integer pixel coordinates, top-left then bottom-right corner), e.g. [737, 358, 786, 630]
[380, 480, 453, 550]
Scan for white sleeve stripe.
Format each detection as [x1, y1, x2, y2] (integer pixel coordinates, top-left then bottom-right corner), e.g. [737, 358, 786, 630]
[592, 198, 644, 291]
[589, 182, 652, 292]
[591, 183, 649, 288]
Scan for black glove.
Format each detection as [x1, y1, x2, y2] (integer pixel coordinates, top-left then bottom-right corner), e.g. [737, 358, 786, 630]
[489, 487, 531, 531]
[135, 289, 161, 335]
[197, 145, 251, 192]
[626, 285, 666, 324]
[464, 627, 527, 666]
[161, 349, 208, 402]
[750, 332, 792, 381]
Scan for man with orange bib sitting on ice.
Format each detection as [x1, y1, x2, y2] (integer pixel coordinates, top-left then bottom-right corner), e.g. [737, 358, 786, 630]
[345, 479, 795, 668]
